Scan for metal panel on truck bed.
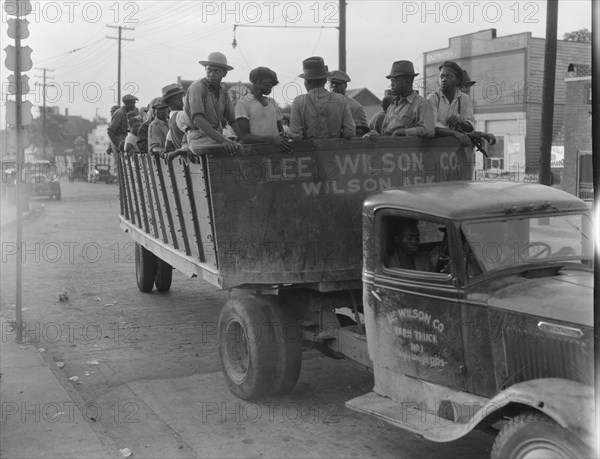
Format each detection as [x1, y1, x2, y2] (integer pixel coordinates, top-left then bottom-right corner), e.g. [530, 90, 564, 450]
[119, 137, 471, 291]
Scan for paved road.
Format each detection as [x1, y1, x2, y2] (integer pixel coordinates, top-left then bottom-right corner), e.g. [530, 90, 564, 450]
[0, 179, 495, 458]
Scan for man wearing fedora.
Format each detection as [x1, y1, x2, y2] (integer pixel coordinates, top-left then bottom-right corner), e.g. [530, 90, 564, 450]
[427, 60, 474, 147]
[235, 67, 292, 152]
[148, 97, 170, 156]
[108, 93, 138, 154]
[160, 83, 189, 152]
[328, 70, 369, 136]
[289, 57, 355, 141]
[374, 60, 434, 138]
[183, 51, 240, 155]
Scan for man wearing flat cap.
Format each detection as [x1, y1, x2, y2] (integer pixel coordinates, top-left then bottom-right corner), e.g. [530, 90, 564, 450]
[427, 60, 475, 146]
[160, 83, 189, 152]
[148, 97, 170, 156]
[235, 67, 291, 152]
[370, 60, 434, 138]
[328, 70, 369, 136]
[108, 94, 138, 154]
[289, 57, 355, 141]
[136, 98, 161, 155]
[124, 116, 142, 154]
[183, 51, 241, 155]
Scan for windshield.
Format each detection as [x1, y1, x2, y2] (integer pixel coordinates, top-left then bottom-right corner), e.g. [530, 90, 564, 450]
[462, 213, 593, 273]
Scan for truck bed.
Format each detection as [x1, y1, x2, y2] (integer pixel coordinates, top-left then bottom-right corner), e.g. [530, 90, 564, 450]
[118, 137, 470, 291]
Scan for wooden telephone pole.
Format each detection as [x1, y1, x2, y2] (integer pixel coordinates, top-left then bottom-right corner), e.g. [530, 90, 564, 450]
[34, 67, 54, 159]
[538, 0, 559, 185]
[106, 25, 134, 104]
[338, 1, 346, 72]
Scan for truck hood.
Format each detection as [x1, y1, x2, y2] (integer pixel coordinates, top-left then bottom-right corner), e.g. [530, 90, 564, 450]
[466, 268, 593, 327]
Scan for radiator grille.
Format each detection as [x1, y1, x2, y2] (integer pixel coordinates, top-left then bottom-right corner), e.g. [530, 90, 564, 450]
[503, 327, 592, 387]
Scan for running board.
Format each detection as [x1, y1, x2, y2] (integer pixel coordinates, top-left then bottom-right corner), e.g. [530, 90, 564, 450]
[346, 392, 482, 442]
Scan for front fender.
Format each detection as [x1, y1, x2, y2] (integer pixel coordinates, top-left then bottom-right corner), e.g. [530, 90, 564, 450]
[472, 378, 595, 449]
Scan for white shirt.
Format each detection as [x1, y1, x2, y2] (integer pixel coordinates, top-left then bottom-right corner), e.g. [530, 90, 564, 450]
[235, 93, 282, 137]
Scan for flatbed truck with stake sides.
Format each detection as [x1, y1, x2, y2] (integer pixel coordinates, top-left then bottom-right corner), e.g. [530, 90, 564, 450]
[117, 137, 595, 458]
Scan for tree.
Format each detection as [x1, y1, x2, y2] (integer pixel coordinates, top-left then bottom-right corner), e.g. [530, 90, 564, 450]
[562, 28, 591, 43]
[27, 111, 68, 155]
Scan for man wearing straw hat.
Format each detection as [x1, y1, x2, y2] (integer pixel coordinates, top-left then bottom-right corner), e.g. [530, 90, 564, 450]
[289, 56, 355, 141]
[183, 51, 241, 155]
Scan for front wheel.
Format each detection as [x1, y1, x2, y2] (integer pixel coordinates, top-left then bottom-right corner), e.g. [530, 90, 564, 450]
[491, 410, 592, 459]
[135, 243, 157, 292]
[218, 298, 277, 400]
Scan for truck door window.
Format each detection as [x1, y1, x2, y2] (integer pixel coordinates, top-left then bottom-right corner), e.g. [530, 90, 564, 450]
[383, 217, 448, 273]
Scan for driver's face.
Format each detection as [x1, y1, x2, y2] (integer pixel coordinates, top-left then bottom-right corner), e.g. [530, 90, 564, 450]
[399, 226, 420, 255]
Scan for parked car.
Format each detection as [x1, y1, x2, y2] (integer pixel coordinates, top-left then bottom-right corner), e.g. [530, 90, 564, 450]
[2, 159, 61, 201]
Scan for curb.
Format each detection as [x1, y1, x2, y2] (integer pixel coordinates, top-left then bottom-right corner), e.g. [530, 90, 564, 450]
[0, 318, 120, 458]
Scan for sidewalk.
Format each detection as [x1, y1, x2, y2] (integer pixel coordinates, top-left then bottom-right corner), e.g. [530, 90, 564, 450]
[0, 318, 119, 458]
[0, 198, 31, 230]
[1, 198, 120, 458]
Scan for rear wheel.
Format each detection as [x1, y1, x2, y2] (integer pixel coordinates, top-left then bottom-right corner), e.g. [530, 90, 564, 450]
[265, 300, 302, 396]
[218, 297, 277, 400]
[154, 259, 173, 292]
[135, 243, 157, 292]
[491, 410, 592, 459]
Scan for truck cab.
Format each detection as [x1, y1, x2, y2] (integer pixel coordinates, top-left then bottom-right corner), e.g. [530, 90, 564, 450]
[350, 181, 594, 458]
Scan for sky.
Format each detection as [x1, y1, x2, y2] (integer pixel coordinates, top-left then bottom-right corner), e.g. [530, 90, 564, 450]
[0, 0, 593, 122]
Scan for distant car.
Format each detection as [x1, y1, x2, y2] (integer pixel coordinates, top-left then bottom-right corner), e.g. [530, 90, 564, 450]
[2, 159, 61, 200]
[90, 164, 117, 184]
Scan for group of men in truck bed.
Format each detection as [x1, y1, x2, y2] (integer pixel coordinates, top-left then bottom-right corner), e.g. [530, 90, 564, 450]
[107, 52, 491, 158]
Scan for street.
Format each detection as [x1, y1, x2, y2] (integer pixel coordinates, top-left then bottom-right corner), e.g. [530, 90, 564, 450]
[0, 178, 495, 458]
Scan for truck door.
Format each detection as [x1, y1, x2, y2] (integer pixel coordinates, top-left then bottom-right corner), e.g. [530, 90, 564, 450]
[368, 212, 467, 391]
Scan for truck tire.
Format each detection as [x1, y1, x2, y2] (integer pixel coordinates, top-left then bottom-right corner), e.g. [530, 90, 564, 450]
[265, 300, 302, 396]
[218, 298, 277, 400]
[154, 259, 172, 292]
[491, 410, 592, 459]
[135, 243, 156, 293]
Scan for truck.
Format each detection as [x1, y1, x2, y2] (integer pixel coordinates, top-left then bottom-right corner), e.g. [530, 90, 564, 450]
[116, 137, 595, 458]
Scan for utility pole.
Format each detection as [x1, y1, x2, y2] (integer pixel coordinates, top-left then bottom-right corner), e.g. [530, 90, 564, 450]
[538, 0, 558, 185]
[339, 0, 346, 72]
[107, 25, 134, 104]
[34, 67, 54, 159]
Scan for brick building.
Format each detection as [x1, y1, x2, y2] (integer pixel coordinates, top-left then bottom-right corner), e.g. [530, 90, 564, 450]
[423, 29, 591, 177]
[561, 68, 592, 201]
